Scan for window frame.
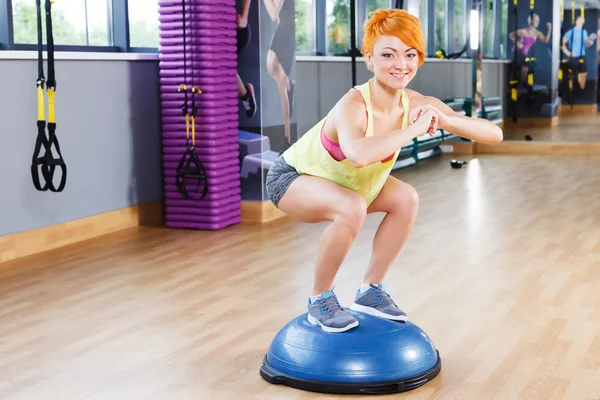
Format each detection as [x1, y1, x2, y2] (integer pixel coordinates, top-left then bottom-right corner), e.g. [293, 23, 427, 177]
[0, 0, 157, 53]
[0, 0, 510, 59]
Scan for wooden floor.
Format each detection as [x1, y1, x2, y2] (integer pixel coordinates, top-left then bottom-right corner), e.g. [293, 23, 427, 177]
[2, 153, 600, 399]
[503, 108, 600, 142]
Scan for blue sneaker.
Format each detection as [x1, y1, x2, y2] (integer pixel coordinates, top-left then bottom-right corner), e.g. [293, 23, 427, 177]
[350, 284, 408, 321]
[307, 290, 359, 333]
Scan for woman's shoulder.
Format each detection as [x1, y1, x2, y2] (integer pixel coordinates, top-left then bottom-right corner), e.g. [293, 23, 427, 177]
[405, 89, 428, 105]
[330, 88, 368, 119]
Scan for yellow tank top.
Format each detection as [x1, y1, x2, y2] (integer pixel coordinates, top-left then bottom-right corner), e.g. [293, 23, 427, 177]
[282, 79, 410, 206]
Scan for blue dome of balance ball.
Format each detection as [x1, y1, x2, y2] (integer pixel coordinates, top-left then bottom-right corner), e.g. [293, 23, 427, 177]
[260, 311, 441, 395]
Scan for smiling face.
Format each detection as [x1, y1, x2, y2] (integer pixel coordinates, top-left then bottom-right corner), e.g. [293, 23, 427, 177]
[360, 9, 425, 90]
[365, 35, 419, 90]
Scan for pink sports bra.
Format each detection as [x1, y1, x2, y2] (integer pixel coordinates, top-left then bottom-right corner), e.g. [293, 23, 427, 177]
[320, 104, 394, 164]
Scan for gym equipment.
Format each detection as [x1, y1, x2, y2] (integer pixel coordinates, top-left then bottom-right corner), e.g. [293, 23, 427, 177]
[159, 0, 241, 230]
[260, 311, 441, 395]
[435, 39, 470, 60]
[31, 0, 67, 192]
[450, 160, 467, 168]
[237, 131, 280, 201]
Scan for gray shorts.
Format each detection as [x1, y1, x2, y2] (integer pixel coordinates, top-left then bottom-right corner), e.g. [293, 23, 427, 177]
[265, 156, 302, 208]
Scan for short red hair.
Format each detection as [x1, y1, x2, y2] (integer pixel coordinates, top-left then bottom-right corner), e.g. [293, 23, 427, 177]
[361, 9, 425, 67]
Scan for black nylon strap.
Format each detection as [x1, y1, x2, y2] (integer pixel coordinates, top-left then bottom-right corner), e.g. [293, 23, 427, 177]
[31, 0, 66, 193]
[45, 0, 56, 90]
[175, 0, 208, 200]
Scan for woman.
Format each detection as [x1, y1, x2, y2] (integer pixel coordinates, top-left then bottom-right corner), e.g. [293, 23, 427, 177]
[508, 13, 551, 86]
[263, 0, 295, 145]
[266, 9, 503, 333]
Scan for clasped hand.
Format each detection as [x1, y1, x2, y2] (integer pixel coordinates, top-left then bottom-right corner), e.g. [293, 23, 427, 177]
[409, 105, 445, 137]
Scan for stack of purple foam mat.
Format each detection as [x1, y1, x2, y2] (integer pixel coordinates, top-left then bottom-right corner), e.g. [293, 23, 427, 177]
[158, 0, 241, 230]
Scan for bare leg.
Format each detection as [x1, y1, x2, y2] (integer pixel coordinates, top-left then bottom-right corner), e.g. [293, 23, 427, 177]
[276, 175, 367, 295]
[579, 72, 588, 90]
[236, 73, 247, 98]
[521, 65, 530, 86]
[266, 49, 291, 143]
[362, 176, 419, 284]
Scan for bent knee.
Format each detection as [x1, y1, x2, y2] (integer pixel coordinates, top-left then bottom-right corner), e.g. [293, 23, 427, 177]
[334, 195, 367, 235]
[398, 184, 419, 217]
[267, 50, 279, 76]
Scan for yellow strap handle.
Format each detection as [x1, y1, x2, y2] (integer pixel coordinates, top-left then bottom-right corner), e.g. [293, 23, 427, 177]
[530, 0, 534, 10]
[559, 0, 563, 21]
[580, 5, 584, 19]
[37, 86, 45, 121]
[571, 1, 575, 24]
[47, 89, 56, 124]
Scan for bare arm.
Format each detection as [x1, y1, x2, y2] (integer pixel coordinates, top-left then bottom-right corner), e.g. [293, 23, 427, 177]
[538, 22, 552, 43]
[330, 97, 433, 168]
[562, 36, 571, 57]
[419, 96, 503, 144]
[263, 0, 283, 21]
[509, 28, 525, 42]
[240, 0, 251, 19]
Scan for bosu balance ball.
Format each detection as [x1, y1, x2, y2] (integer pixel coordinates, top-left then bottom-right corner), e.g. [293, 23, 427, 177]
[260, 311, 441, 394]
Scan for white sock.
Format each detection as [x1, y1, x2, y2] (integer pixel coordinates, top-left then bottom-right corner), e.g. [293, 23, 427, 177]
[309, 294, 321, 304]
[359, 283, 373, 293]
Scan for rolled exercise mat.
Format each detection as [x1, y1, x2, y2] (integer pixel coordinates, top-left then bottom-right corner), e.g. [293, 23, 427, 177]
[159, 67, 236, 77]
[162, 128, 238, 139]
[162, 143, 238, 155]
[159, 44, 238, 54]
[165, 217, 241, 231]
[161, 122, 239, 133]
[162, 135, 239, 146]
[160, 76, 237, 86]
[159, 0, 235, 7]
[161, 104, 238, 117]
[159, 28, 236, 39]
[158, 52, 237, 62]
[164, 166, 239, 179]
[163, 158, 239, 171]
[160, 36, 237, 47]
[165, 210, 241, 224]
[165, 203, 240, 216]
[159, 20, 236, 31]
[164, 172, 239, 187]
[159, 12, 236, 23]
[165, 195, 241, 207]
[159, 60, 237, 69]
[161, 107, 239, 119]
[159, 5, 236, 16]
[165, 179, 239, 194]
[159, 0, 239, 230]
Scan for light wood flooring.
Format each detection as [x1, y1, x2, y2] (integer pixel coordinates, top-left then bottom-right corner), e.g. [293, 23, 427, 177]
[2, 153, 600, 399]
[503, 108, 600, 142]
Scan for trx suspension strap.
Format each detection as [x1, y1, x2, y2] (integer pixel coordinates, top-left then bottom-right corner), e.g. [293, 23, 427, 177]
[524, 0, 536, 104]
[510, 0, 519, 122]
[435, 39, 469, 59]
[175, 0, 208, 200]
[32, 0, 66, 192]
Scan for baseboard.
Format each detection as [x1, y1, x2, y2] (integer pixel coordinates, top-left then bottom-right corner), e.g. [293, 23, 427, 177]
[558, 104, 598, 114]
[440, 141, 475, 155]
[241, 200, 286, 223]
[502, 116, 559, 128]
[475, 141, 600, 155]
[0, 200, 163, 264]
